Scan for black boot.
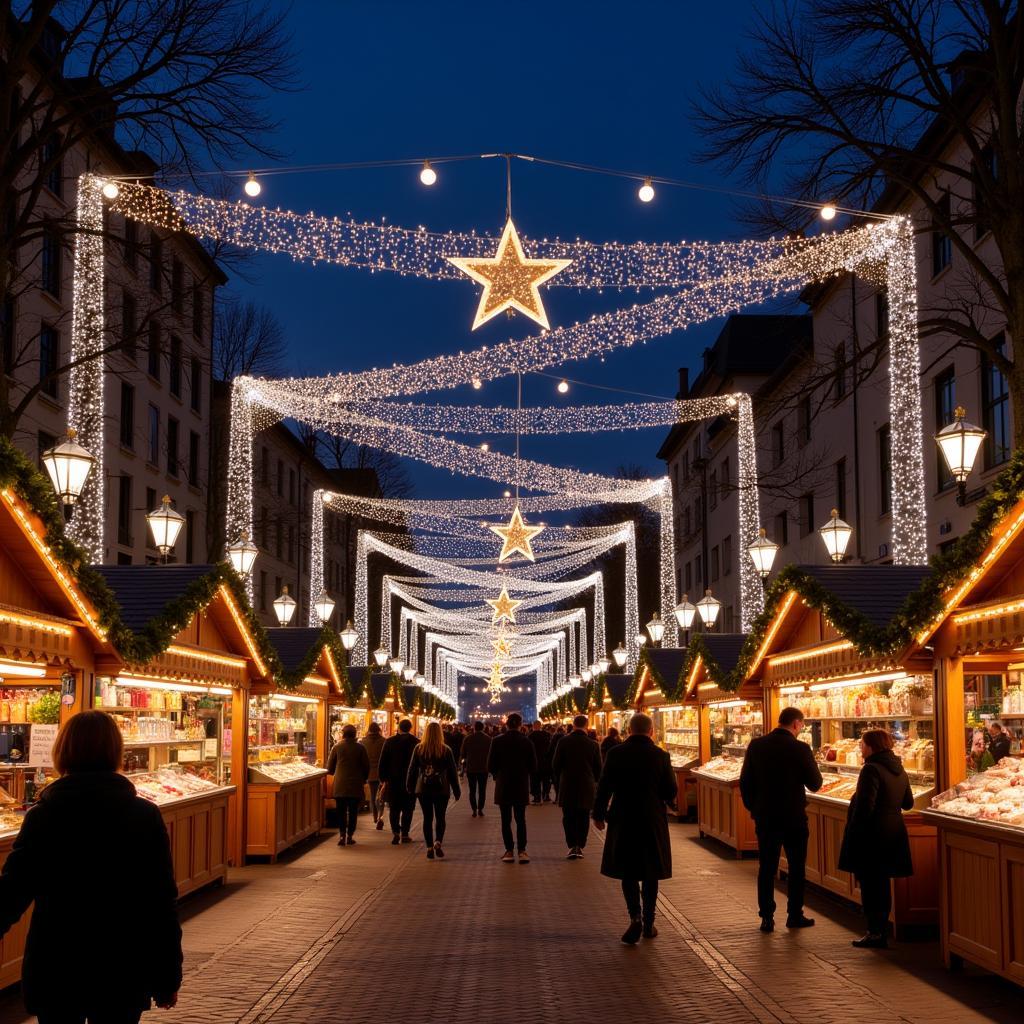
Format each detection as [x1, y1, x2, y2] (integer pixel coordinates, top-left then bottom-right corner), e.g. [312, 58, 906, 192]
[621, 916, 643, 945]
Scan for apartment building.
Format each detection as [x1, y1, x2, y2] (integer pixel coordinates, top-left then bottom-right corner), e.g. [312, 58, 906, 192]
[659, 71, 1011, 618]
[4, 18, 225, 566]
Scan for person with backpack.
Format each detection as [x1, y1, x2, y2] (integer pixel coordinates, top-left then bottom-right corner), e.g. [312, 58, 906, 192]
[407, 721, 461, 860]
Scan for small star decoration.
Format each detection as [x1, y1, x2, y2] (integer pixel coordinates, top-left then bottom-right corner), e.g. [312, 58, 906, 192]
[489, 505, 545, 563]
[486, 586, 522, 625]
[447, 218, 571, 330]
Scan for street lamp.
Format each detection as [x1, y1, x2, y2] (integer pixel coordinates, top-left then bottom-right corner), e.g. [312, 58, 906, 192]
[402, 666, 416, 682]
[935, 406, 986, 505]
[634, 632, 647, 649]
[272, 585, 297, 626]
[748, 527, 779, 583]
[696, 589, 721, 629]
[819, 508, 853, 563]
[388, 656, 404, 676]
[673, 595, 697, 631]
[373, 646, 389, 669]
[598, 655, 611, 674]
[646, 612, 666, 646]
[146, 495, 185, 561]
[612, 643, 628, 669]
[313, 589, 336, 625]
[339, 619, 359, 652]
[41, 429, 95, 508]
[226, 532, 258, 576]
[581, 668, 592, 683]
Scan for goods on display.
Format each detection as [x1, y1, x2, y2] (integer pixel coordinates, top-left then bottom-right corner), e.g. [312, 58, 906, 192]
[130, 768, 223, 806]
[0, 688, 59, 724]
[249, 695, 318, 766]
[692, 754, 743, 782]
[329, 707, 366, 745]
[788, 676, 933, 719]
[931, 757, 1024, 827]
[248, 760, 326, 784]
[653, 706, 698, 768]
[709, 703, 762, 757]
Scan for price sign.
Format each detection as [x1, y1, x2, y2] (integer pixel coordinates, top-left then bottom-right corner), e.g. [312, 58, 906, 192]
[28, 724, 59, 767]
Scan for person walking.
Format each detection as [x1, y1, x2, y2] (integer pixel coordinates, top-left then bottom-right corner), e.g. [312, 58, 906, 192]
[839, 730, 915, 948]
[600, 726, 622, 761]
[592, 713, 676, 944]
[327, 723, 370, 845]
[448, 724, 465, 771]
[739, 707, 823, 932]
[407, 721, 461, 859]
[379, 718, 419, 844]
[462, 720, 492, 816]
[552, 714, 603, 859]
[528, 720, 552, 804]
[361, 720, 386, 830]
[0, 710, 181, 1022]
[549, 725, 566, 799]
[487, 712, 537, 863]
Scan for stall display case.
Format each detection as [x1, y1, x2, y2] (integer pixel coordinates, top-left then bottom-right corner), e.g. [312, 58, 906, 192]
[0, 684, 62, 801]
[329, 705, 367, 746]
[693, 753, 757, 855]
[709, 702, 762, 757]
[653, 705, 698, 768]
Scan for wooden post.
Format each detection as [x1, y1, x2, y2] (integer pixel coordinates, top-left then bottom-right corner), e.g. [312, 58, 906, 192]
[698, 702, 711, 764]
[229, 686, 248, 866]
[934, 651, 966, 792]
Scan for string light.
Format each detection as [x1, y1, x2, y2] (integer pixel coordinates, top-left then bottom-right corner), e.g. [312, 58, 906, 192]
[419, 161, 437, 186]
[244, 172, 262, 197]
[557, 380, 569, 394]
[638, 178, 655, 203]
[820, 203, 836, 221]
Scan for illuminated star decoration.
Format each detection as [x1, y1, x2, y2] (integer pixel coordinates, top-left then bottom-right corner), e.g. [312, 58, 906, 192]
[447, 218, 572, 330]
[487, 662, 508, 704]
[486, 586, 522, 625]
[491, 632, 515, 659]
[489, 505, 545, 563]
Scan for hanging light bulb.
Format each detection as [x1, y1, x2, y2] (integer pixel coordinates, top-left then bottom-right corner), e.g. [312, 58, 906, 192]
[747, 527, 779, 579]
[41, 429, 95, 507]
[820, 203, 837, 221]
[244, 172, 261, 198]
[146, 495, 185, 558]
[339, 619, 359, 651]
[557, 380, 569, 394]
[696, 589, 721, 628]
[101, 180, 120, 200]
[819, 508, 853, 563]
[471, 378, 482, 390]
[419, 161, 437, 186]
[612, 643, 627, 669]
[272, 585, 297, 626]
[638, 177, 655, 203]
[373, 647, 389, 668]
[480, 442, 490, 452]
[226, 532, 259, 576]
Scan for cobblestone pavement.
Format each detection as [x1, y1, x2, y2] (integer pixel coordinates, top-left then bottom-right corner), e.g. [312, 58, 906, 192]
[0, 800, 1020, 1023]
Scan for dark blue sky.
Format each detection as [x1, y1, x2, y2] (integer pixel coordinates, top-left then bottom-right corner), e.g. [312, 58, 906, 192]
[230, 0, 794, 498]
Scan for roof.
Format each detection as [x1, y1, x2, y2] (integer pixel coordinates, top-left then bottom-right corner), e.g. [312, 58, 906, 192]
[795, 565, 933, 628]
[645, 647, 688, 685]
[370, 673, 391, 703]
[697, 633, 747, 673]
[603, 674, 632, 705]
[265, 628, 325, 674]
[93, 564, 219, 634]
[346, 666, 367, 691]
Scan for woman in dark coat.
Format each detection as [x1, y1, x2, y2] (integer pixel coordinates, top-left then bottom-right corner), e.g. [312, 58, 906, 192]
[838, 729, 914, 948]
[600, 727, 622, 761]
[327, 724, 370, 845]
[0, 711, 181, 1022]
[592, 714, 677, 943]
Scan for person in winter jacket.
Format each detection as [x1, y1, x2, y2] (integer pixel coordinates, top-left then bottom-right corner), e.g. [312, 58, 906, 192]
[379, 719, 419, 843]
[327, 724, 370, 845]
[838, 729, 914, 948]
[360, 721, 386, 828]
[407, 722, 461, 859]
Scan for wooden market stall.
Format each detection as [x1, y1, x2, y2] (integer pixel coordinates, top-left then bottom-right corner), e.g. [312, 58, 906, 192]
[591, 673, 633, 738]
[744, 564, 939, 933]
[917, 491, 1024, 984]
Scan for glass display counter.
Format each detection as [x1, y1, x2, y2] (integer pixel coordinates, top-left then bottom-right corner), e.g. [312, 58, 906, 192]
[709, 701, 762, 758]
[652, 705, 698, 768]
[249, 694, 319, 767]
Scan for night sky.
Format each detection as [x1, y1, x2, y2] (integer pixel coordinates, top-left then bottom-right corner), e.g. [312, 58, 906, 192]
[227, 0, 796, 498]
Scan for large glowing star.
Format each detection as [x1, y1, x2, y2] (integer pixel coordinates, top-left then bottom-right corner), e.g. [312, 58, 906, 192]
[489, 505, 545, 563]
[447, 218, 571, 330]
[486, 586, 522, 625]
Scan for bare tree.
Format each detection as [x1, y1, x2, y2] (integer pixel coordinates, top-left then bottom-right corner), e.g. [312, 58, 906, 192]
[212, 297, 288, 382]
[0, 0, 297, 434]
[318, 432, 414, 501]
[694, 1, 1024, 440]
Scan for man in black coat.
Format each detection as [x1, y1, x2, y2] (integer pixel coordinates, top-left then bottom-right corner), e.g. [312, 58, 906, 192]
[739, 707, 823, 932]
[988, 721, 1012, 763]
[487, 712, 537, 863]
[461, 720, 492, 816]
[552, 714, 603, 858]
[378, 718, 419, 844]
[593, 713, 676, 944]
[528, 720, 553, 803]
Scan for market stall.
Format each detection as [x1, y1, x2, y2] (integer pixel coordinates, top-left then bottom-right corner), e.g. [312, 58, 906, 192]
[744, 564, 939, 932]
[591, 673, 633, 738]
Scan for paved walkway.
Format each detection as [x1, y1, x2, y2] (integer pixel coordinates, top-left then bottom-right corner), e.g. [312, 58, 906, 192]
[0, 800, 1020, 1023]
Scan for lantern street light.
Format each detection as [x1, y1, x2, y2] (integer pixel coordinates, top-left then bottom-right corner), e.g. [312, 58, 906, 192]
[388, 656, 404, 676]
[402, 666, 416, 682]
[272, 585, 297, 626]
[225, 532, 258, 576]
[935, 406, 987, 505]
[747, 527, 779, 587]
[634, 632, 647, 649]
[581, 668, 592, 683]
[672, 594, 697, 645]
[373, 646, 389, 668]
[612, 643, 628, 669]
[598, 655, 611, 674]
[313, 589, 336, 625]
[339, 619, 359, 652]
[414, 673, 426, 687]
[568, 673, 582, 687]
[41, 429, 95, 509]
[696, 589, 721, 629]
[819, 508, 853, 563]
[147, 495, 185, 561]
[646, 612, 666, 647]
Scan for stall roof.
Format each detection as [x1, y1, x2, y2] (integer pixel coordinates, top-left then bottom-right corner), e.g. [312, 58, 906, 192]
[264, 627, 325, 674]
[94, 565, 220, 634]
[347, 666, 367, 691]
[370, 673, 391, 703]
[645, 647, 687, 685]
[796, 565, 933, 628]
[697, 634, 747, 673]
[603, 673, 632, 705]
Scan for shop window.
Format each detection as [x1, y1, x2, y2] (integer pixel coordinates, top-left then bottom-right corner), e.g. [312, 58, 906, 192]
[41, 230, 61, 297]
[932, 191, 952, 277]
[799, 493, 814, 537]
[119, 382, 135, 449]
[934, 367, 956, 490]
[38, 324, 58, 397]
[982, 336, 1010, 468]
[147, 405, 160, 465]
[117, 475, 132, 547]
[167, 416, 179, 477]
[878, 423, 892, 514]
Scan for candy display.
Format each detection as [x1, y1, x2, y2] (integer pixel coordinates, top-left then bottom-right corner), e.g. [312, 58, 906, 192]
[789, 676, 932, 720]
[129, 768, 223, 805]
[931, 757, 1024, 828]
[692, 754, 743, 782]
[709, 703, 762, 758]
[653, 706, 698, 768]
[249, 759, 326, 783]
[0, 687, 58, 724]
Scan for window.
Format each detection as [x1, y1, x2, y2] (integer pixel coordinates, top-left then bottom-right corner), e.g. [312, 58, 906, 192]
[192, 284, 204, 338]
[38, 324, 58, 397]
[932, 191, 952, 277]
[275, 521, 282, 558]
[708, 469, 718, 510]
[117, 475, 132, 547]
[875, 289, 889, 341]
[710, 545, 720, 583]
[684, 561, 692, 593]
[169, 336, 182, 397]
[878, 423, 892, 514]
[682, 506, 691, 537]
[37, 431, 56, 467]
[42, 135, 61, 197]
[276, 459, 284, 497]
[982, 336, 1010, 468]
[117, 552, 132, 566]
[147, 322, 161, 380]
[259, 507, 268, 547]
[260, 446, 269, 484]
[147, 405, 160, 465]
[800, 493, 814, 537]
[694, 555, 702, 590]
[119, 383, 135, 449]
[172, 258, 184, 313]
[797, 397, 811, 446]
[833, 343, 847, 400]
[289, 468, 296, 506]
[149, 232, 163, 293]
[934, 367, 956, 489]
[121, 292, 137, 361]
[723, 534, 732, 576]
[1, 298, 14, 374]
[167, 416, 179, 477]
[124, 218, 138, 271]
[834, 458, 846, 518]
[720, 457, 729, 501]
[287, 524, 295, 564]
[188, 431, 200, 486]
[771, 421, 785, 466]
[190, 358, 202, 412]
[774, 510, 788, 546]
[41, 230, 61, 297]
[974, 145, 996, 242]
[259, 571, 267, 612]
[185, 510, 195, 563]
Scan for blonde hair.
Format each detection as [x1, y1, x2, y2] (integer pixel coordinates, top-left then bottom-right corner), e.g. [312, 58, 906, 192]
[417, 720, 447, 760]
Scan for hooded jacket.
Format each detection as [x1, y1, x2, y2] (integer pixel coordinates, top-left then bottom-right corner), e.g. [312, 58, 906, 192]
[838, 749, 914, 878]
[0, 772, 181, 1015]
